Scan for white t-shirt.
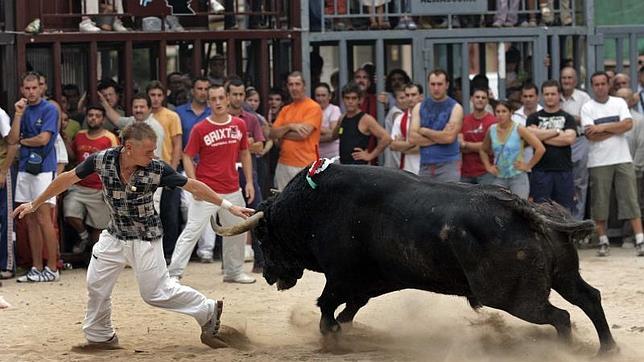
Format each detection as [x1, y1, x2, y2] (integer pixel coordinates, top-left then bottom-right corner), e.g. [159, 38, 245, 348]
[581, 96, 633, 168]
[391, 111, 420, 175]
[319, 104, 341, 159]
[0, 107, 10, 137]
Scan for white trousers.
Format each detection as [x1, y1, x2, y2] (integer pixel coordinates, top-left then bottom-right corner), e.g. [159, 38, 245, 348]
[182, 188, 218, 259]
[83, 231, 214, 343]
[168, 190, 247, 279]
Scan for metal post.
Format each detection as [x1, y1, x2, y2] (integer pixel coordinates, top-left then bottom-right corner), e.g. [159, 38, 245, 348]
[124, 40, 133, 115]
[375, 38, 385, 124]
[615, 37, 623, 73]
[629, 33, 638, 90]
[53, 42, 62, 103]
[300, 0, 311, 86]
[498, 42, 506, 101]
[584, 0, 596, 89]
[550, 34, 560, 82]
[338, 38, 348, 95]
[461, 42, 470, 113]
[88, 41, 98, 105]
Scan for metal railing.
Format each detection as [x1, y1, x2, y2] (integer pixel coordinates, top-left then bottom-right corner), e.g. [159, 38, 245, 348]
[317, 0, 585, 32]
[19, 0, 294, 32]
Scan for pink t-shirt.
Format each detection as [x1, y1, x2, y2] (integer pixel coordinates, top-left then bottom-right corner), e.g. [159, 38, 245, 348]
[319, 104, 341, 159]
[184, 116, 248, 194]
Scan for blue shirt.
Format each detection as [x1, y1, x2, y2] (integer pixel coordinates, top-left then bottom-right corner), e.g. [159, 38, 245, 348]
[18, 99, 59, 173]
[176, 103, 211, 146]
[419, 96, 460, 165]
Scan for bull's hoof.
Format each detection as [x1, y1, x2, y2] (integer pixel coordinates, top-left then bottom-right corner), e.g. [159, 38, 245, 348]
[320, 319, 342, 335]
[596, 342, 619, 358]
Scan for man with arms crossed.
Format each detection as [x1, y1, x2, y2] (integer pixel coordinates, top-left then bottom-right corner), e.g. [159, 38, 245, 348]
[581, 71, 644, 257]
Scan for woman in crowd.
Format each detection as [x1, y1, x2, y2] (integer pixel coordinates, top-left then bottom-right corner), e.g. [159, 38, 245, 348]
[479, 100, 544, 199]
[314, 83, 341, 159]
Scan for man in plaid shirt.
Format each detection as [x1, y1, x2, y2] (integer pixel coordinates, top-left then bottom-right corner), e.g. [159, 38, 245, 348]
[13, 122, 253, 349]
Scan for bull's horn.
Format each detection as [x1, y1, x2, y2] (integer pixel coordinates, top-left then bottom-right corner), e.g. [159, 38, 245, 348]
[270, 188, 281, 196]
[210, 211, 264, 236]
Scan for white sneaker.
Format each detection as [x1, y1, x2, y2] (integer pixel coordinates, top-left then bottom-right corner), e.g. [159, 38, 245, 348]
[636, 242, 644, 257]
[223, 273, 256, 284]
[112, 19, 127, 32]
[79, 19, 101, 32]
[73, 238, 89, 254]
[597, 243, 610, 257]
[16, 267, 41, 283]
[200, 300, 225, 349]
[165, 16, 184, 31]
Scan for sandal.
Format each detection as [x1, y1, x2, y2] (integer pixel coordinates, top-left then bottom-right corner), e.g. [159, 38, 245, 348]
[369, 19, 379, 29]
[379, 20, 391, 29]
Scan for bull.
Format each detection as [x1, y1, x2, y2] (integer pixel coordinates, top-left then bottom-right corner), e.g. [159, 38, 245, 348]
[213, 161, 617, 354]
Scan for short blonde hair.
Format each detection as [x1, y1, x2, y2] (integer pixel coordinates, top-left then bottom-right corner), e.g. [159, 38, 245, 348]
[120, 122, 157, 144]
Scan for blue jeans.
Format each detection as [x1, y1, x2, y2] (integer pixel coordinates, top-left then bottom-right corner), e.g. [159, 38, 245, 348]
[529, 170, 575, 211]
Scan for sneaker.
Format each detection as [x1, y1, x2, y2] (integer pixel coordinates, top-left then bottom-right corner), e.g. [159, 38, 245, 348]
[223, 273, 256, 284]
[165, 15, 184, 31]
[79, 18, 101, 32]
[73, 238, 89, 254]
[406, 19, 417, 30]
[16, 267, 41, 283]
[597, 243, 610, 257]
[492, 20, 504, 28]
[540, 4, 554, 25]
[112, 18, 127, 32]
[395, 18, 408, 30]
[636, 242, 644, 257]
[25, 18, 42, 34]
[30, 266, 60, 282]
[200, 300, 225, 349]
[200, 256, 214, 264]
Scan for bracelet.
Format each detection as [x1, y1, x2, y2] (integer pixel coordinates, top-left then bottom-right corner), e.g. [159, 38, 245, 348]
[220, 199, 233, 210]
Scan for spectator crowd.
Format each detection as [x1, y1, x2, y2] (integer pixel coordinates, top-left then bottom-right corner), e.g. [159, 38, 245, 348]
[1, 57, 644, 285]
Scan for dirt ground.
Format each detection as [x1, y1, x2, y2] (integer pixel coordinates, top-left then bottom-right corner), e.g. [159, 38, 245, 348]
[1, 246, 644, 362]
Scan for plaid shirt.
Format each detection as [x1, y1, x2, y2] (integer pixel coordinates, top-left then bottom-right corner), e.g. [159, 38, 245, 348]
[92, 148, 164, 241]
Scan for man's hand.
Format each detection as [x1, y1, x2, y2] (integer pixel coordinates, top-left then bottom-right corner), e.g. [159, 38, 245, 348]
[228, 205, 255, 219]
[13, 202, 36, 219]
[485, 165, 499, 176]
[352, 147, 373, 162]
[289, 123, 313, 138]
[584, 124, 605, 136]
[244, 182, 255, 205]
[15, 98, 27, 114]
[97, 91, 108, 106]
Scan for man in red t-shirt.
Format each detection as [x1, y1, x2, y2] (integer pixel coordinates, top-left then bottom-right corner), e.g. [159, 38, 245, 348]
[168, 84, 256, 284]
[63, 105, 119, 254]
[459, 88, 497, 184]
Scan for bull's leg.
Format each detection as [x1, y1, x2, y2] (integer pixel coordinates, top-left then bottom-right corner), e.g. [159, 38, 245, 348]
[504, 302, 573, 343]
[336, 297, 369, 325]
[317, 284, 343, 335]
[553, 274, 618, 355]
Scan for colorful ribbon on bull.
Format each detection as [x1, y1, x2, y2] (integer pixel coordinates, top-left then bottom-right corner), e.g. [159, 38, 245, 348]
[305, 157, 337, 189]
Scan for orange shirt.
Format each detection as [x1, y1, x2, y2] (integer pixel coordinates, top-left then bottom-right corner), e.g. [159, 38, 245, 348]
[273, 97, 322, 167]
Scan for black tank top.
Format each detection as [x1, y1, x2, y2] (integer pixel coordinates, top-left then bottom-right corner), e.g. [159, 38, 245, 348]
[339, 112, 370, 165]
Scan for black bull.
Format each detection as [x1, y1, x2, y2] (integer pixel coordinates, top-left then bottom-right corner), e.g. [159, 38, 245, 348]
[214, 164, 617, 354]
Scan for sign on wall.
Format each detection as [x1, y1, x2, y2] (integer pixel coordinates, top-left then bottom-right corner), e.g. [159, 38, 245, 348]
[410, 0, 488, 15]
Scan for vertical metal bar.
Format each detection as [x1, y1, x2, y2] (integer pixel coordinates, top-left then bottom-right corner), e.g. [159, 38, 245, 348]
[226, 38, 236, 78]
[571, 0, 576, 26]
[259, 38, 270, 111]
[192, 39, 202, 79]
[292, 33, 302, 73]
[550, 34, 560, 82]
[461, 42, 470, 114]
[498, 42, 506, 101]
[615, 37, 624, 74]
[339, 38, 348, 94]
[535, 33, 548, 91]
[158, 40, 167, 88]
[53, 41, 62, 103]
[88, 41, 98, 105]
[629, 33, 638, 90]
[375, 38, 385, 124]
[412, 35, 424, 83]
[292, 0, 301, 29]
[584, 0, 596, 88]
[124, 40, 133, 115]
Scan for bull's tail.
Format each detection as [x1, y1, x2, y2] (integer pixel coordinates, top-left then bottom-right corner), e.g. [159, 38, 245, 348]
[534, 202, 595, 241]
